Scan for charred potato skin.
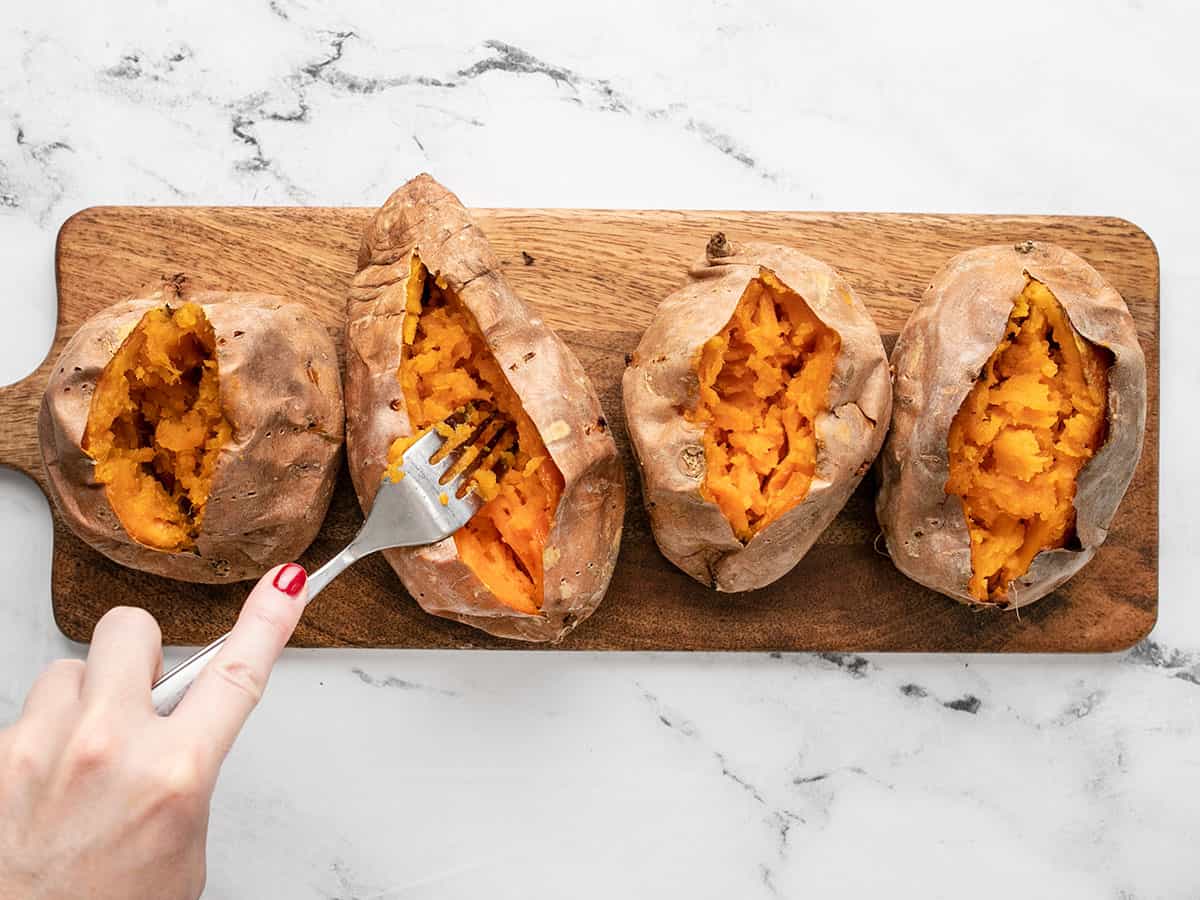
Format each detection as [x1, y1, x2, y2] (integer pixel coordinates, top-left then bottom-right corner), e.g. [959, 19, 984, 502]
[344, 173, 625, 642]
[875, 242, 1147, 609]
[622, 239, 893, 592]
[38, 280, 344, 583]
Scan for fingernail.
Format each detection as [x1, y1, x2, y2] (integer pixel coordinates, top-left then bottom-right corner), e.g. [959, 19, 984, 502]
[272, 563, 307, 597]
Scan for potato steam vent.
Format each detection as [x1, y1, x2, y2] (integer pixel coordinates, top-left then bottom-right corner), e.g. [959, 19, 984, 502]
[386, 255, 564, 615]
[689, 269, 841, 541]
[945, 278, 1110, 601]
[82, 303, 232, 552]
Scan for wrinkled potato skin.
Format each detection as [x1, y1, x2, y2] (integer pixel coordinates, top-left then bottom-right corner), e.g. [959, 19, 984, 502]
[622, 239, 892, 592]
[876, 242, 1147, 609]
[39, 278, 344, 583]
[345, 174, 625, 642]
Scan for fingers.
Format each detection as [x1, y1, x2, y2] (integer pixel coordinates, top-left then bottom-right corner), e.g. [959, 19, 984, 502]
[6, 660, 86, 803]
[81, 606, 163, 714]
[21, 658, 85, 721]
[173, 563, 306, 761]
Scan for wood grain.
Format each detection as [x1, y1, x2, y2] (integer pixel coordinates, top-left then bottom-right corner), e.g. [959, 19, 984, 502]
[0, 206, 1159, 651]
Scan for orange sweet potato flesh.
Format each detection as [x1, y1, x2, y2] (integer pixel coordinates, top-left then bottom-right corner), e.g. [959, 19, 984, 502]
[688, 270, 841, 541]
[82, 303, 232, 551]
[946, 279, 1110, 601]
[385, 257, 563, 615]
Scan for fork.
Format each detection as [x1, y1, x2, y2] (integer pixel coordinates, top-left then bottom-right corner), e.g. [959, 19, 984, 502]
[150, 425, 484, 715]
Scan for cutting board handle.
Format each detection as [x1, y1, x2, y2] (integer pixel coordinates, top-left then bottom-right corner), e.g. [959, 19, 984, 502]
[0, 358, 54, 495]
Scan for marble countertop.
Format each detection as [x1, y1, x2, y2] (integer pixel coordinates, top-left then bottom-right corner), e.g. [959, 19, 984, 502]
[1, 2, 1197, 897]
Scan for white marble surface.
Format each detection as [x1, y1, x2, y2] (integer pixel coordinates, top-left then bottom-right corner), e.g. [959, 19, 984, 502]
[1, 1, 1198, 897]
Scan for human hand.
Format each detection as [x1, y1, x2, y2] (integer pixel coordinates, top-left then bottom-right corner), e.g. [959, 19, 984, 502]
[0, 562, 308, 900]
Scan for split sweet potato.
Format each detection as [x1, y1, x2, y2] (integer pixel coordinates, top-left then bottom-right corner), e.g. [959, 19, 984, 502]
[876, 241, 1147, 608]
[344, 174, 624, 642]
[39, 276, 344, 582]
[623, 235, 892, 592]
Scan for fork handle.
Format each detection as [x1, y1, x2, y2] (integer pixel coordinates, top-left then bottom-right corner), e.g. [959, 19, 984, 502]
[149, 634, 230, 716]
[150, 544, 360, 715]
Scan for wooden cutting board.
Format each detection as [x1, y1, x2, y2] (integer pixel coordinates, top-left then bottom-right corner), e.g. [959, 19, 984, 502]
[0, 207, 1159, 651]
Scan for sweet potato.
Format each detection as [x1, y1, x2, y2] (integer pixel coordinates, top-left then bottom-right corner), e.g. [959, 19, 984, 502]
[623, 234, 892, 592]
[344, 174, 624, 642]
[876, 241, 1147, 608]
[39, 276, 344, 582]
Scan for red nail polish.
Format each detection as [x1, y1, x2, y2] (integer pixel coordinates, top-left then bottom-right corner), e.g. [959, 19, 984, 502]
[272, 563, 307, 597]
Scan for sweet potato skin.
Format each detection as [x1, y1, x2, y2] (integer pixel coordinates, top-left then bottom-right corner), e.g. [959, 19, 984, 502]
[39, 278, 344, 583]
[875, 242, 1147, 609]
[622, 238, 892, 592]
[344, 174, 624, 642]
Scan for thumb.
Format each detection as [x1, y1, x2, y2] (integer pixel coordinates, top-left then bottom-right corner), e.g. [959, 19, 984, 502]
[172, 563, 307, 760]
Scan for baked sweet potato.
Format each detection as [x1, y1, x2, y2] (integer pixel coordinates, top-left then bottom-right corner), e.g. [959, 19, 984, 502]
[622, 234, 892, 592]
[876, 241, 1147, 609]
[344, 174, 624, 642]
[39, 276, 344, 582]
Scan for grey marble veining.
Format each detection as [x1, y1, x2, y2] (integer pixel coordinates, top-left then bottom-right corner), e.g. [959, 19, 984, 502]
[1, 2, 1198, 897]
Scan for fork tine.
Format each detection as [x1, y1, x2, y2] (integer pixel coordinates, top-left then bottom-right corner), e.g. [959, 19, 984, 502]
[397, 431, 480, 509]
[439, 415, 506, 485]
[429, 404, 477, 464]
[396, 404, 521, 507]
[448, 410, 501, 464]
[452, 422, 517, 490]
[405, 429, 459, 482]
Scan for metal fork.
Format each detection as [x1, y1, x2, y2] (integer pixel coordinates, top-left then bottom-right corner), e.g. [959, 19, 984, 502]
[150, 427, 483, 715]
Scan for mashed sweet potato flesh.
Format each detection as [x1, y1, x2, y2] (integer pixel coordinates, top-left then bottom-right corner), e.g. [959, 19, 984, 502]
[689, 269, 841, 541]
[82, 303, 232, 551]
[386, 256, 563, 615]
[946, 279, 1110, 602]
